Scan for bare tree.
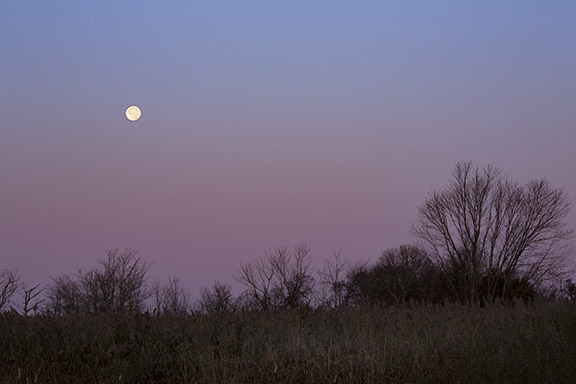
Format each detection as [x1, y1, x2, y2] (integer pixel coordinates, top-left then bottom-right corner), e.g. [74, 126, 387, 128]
[343, 246, 444, 307]
[0, 269, 20, 312]
[78, 248, 151, 313]
[235, 243, 315, 310]
[343, 261, 372, 306]
[377, 245, 438, 305]
[153, 276, 191, 315]
[47, 249, 152, 314]
[270, 243, 315, 308]
[22, 284, 45, 316]
[199, 281, 234, 314]
[412, 161, 574, 305]
[46, 275, 82, 315]
[318, 250, 348, 308]
[235, 253, 276, 310]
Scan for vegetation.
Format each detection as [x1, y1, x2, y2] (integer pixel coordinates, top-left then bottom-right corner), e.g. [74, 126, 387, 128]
[235, 243, 315, 311]
[413, 161, 573, 305]
[1, 161, 574, 382]
[1, 302, 576, 383]
[0, 269, 20, 312]
[46, 249, 151, 315]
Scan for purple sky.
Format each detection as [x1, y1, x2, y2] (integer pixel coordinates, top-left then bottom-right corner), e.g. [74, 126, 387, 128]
[2, 2, 575, 297]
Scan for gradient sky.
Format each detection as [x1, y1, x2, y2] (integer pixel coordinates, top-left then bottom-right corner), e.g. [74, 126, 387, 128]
[2, 1, 575, 297]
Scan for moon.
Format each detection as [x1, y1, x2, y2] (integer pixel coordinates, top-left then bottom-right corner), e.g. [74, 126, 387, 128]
[125, 105, 141, 122]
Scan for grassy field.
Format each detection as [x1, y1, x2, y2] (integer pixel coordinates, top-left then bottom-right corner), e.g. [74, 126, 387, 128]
[1, 301, 575, 383]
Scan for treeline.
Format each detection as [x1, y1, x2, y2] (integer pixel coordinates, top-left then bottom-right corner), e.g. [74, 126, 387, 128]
[1, 161, 575, 315]
[0, 243, 574, 318]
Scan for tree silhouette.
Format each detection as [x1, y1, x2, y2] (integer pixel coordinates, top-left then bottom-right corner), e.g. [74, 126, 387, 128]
[22, 284, 45, 316]
[0, 269, 20, 312]
[412, 161, 574, 305]
[47, 249, 151, 314]
[376, 245, 441, 305]
[152, 276, 191, 315]
[344, 245, 445, 306]
[318, 250, 348, 309]
[199, 281, 235, 314]
[235, 243, 315, 310]
[46, 275, 81, 315]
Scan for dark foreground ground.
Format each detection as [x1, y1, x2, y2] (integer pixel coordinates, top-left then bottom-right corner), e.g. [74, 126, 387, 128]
[1, 302, 576, 383]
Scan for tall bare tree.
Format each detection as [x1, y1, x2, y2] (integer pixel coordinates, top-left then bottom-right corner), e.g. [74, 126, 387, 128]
[235, 243, 315, 310]
[0, 269, 20, 312]
[412, 161, 573, 305]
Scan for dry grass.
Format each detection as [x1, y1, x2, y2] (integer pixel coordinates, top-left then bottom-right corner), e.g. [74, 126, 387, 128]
[1, 301, 575, 383]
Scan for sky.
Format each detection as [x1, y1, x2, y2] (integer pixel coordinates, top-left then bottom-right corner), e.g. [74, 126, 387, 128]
[2, 1, 575, 298]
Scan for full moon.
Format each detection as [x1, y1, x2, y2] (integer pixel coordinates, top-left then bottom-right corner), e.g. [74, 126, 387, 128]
[125, 105, 141, 122]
